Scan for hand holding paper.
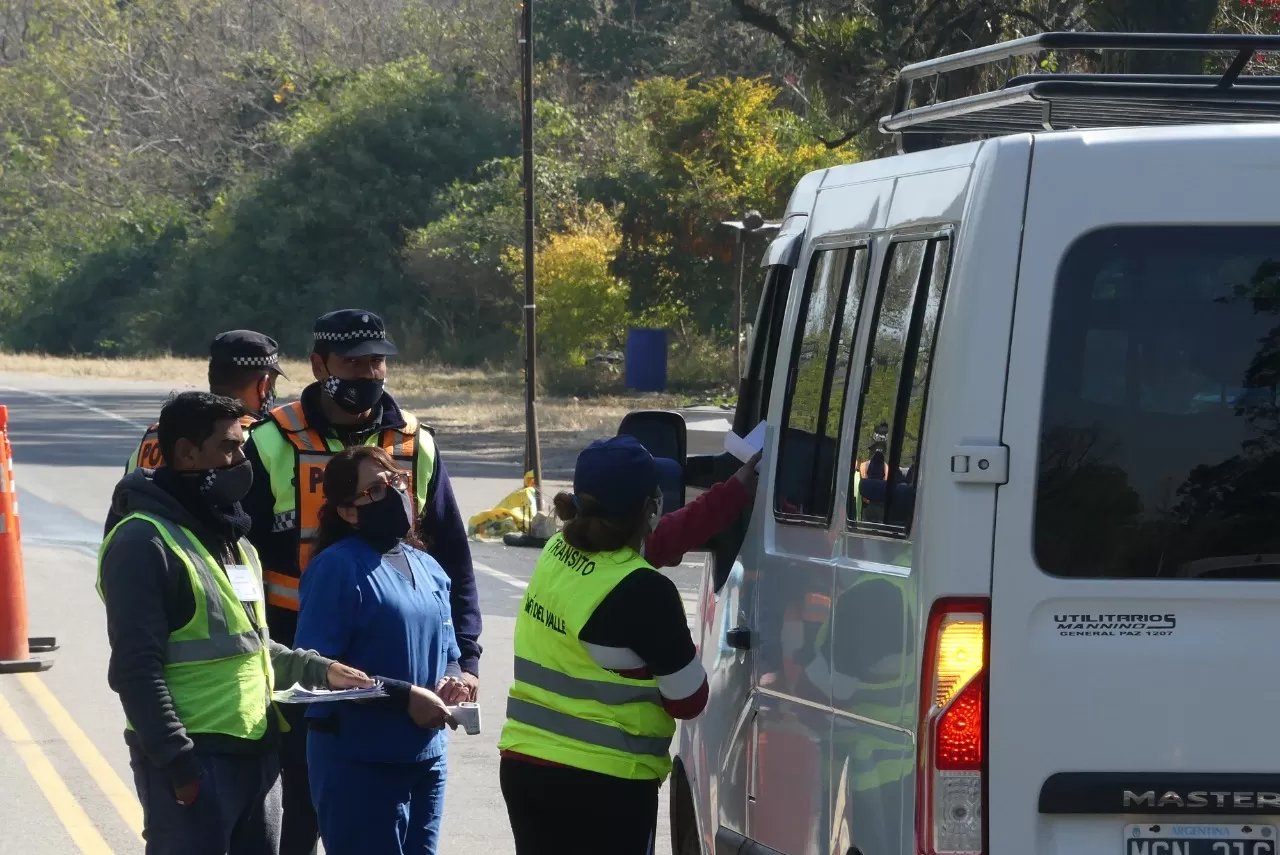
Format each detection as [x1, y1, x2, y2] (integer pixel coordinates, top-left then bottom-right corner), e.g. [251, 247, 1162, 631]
[724, 421, 766, 473]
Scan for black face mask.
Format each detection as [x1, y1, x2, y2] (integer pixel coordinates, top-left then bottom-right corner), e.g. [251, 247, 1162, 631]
[356, 486, 413, 550]
[259, 385, 276, 418]
[186, 459, 254, 508]
[323, 376, 384, 415]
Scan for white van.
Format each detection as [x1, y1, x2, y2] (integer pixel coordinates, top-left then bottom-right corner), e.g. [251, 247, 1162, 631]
[620, 31, 1280, 855]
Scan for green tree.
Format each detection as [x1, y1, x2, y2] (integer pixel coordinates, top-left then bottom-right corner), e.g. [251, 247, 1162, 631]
[601, 76, 851, 334]
[148, 62, 516, 357]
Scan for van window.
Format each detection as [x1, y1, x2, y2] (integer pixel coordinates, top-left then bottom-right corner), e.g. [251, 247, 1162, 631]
[737, 266, 790, 434]
[774, 245, 870, 523]
[1036, 226, 1280, 580]
[849, 235, 951, 537]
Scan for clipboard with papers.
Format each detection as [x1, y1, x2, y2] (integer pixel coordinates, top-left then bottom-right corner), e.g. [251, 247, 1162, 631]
[272, 682, 389, 704]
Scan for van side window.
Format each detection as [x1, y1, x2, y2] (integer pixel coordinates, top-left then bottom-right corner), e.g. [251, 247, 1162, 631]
[1037, 226, 1280, 580]
[738, 266, 791, 432]
[849, 235, 951, 537]
[774, 245, 871, 523]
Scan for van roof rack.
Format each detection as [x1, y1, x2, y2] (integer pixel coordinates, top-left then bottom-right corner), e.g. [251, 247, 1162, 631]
[880, 32, 1280, 149]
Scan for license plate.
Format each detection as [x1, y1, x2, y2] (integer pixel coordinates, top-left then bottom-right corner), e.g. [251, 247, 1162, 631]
[1125, 824, 1277, 855]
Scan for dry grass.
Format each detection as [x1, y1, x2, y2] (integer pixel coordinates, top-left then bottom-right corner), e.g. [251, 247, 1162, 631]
[0, 353, 683, 439]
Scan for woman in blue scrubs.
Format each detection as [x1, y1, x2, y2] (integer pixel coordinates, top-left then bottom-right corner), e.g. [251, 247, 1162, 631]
[295, 445, 469, 855]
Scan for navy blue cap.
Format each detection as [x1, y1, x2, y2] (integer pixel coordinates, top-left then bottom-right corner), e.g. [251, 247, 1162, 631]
[313, 309, 398, 357]
[573, 435, 681, 520]
[210, 330, 286, 377]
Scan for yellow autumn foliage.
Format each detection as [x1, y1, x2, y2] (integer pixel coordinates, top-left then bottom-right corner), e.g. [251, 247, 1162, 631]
[507, 203, 630, 365]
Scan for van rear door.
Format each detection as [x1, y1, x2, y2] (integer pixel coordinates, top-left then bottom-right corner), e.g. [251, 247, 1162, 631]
[989, 126, 1280, 855]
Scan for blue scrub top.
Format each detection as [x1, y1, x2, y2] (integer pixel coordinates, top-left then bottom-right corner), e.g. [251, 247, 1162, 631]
[296, 536, 460, 764]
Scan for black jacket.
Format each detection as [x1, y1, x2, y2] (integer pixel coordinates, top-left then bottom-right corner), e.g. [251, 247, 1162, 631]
[99, 470, 333, 787]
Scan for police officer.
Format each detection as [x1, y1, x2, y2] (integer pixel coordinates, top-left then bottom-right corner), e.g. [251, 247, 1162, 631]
[126, 330, 285, 473]
[241, 309, 481, 855]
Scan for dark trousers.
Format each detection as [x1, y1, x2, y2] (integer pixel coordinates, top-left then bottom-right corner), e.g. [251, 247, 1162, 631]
[278, 703, 319, 855]
[309, 731, 448, 854]
[500, 756, 659, 855]
[129, 743, 282, 855]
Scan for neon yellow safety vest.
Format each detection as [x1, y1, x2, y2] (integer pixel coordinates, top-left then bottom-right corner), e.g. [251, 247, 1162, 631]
[498, 533, 676, 782]
[97, 513, 277, 740]
[248, 400, 437, 611]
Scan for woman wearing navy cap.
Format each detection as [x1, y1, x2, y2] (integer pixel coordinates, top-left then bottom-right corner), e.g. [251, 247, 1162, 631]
[497, 435, 715, 855]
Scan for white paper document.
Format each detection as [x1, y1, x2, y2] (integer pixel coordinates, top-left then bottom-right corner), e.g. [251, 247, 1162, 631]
[272, 682, 389, 704]
[225, 564, 263, 603]
[724, 421, 766, 471]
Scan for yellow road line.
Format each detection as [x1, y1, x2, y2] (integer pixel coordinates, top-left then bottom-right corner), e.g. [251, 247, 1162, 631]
[0, 689, 116, 855]
[17, 674, 143, 838]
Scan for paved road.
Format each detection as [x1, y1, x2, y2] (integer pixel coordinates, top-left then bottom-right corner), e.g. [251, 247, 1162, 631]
[0, 373, 712, 855]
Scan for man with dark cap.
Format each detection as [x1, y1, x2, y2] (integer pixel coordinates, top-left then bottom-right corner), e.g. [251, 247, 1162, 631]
[242, 309, 480, 855]
[126, 330, 286, 473]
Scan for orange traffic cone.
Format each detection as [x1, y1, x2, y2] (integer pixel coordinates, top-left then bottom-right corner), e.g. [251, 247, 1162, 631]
[0, 405, 55, 673]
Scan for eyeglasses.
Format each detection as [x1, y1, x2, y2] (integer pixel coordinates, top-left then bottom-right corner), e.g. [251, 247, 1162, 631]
[350, 471, 410, 505]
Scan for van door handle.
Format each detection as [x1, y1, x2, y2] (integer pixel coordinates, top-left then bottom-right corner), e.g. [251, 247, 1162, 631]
[726, 626, 752, 650]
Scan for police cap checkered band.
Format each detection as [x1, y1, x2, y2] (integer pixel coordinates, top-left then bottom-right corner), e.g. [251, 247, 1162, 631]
[313, 329, 388, 342]
[210, 330, 285, 376]
[312, 309, 398, 357]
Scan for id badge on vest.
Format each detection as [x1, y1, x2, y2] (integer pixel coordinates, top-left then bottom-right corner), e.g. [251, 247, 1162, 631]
[226, 564, 264, 603]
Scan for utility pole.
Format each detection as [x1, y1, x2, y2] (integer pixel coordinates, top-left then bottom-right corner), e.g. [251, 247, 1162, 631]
[720, 210, 776, 383]
[519, 0, 543, 509]
[732, 228, 745, 381]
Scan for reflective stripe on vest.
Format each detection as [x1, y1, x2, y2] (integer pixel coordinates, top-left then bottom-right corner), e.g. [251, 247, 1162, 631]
[498, 533, 675, 781]
[250, 398, 436, 610]
[262, 570, 299, 611]
[505, 697, 671, 758]
[97, 513, 275, 739]
[513, 656, 663, 707]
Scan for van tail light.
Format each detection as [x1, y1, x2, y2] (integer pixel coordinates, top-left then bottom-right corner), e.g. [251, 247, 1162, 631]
[917, 598, 988, 855]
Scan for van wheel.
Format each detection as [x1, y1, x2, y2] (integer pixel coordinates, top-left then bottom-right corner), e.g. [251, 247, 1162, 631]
[670, 763, 702, 855]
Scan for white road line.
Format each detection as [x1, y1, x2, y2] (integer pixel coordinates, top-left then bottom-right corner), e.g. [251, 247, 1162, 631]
[0, 386, 150, 431]
[473, 561, 528, 590]
[23, 537, 100, 559]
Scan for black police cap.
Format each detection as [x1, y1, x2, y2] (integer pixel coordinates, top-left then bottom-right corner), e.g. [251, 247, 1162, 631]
[312, 309, 398, 357]
[210, 330, 285, 377]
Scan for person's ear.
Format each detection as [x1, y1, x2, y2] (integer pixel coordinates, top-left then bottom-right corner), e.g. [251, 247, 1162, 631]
[337, 505, 359, 527]
[310, 353, 328, 382]
[171, 437, 199, 471]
